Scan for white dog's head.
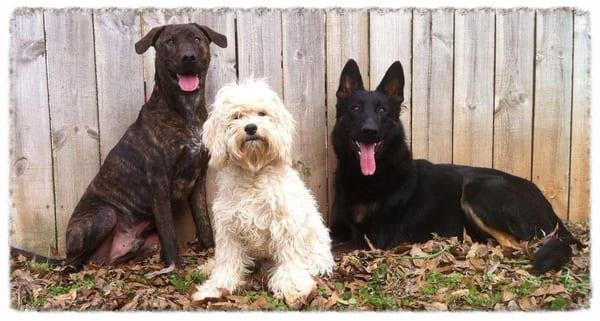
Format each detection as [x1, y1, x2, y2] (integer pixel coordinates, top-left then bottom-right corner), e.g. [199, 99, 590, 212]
[202, 78, 296, 172]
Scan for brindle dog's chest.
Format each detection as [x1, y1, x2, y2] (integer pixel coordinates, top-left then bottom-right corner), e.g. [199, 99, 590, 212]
[171, 136, 205, 200]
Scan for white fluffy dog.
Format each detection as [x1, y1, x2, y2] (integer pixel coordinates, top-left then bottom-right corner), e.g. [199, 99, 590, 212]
[192, 78, 334, 306]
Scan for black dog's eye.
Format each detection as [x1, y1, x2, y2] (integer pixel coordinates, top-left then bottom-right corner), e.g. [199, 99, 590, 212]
[377, 106, 387, 113]
[194, 37, 201, 44]
[258, 111, 267, 117]
[351, 105, 361, 112]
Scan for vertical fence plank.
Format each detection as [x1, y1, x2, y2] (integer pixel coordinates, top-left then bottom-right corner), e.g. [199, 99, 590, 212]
[44, 9, 100, 254]
[93, 8, 144, 162]
[189, 9, 238, 226]
[493, 9, 534, 179]
[9, 9, 57, 255]
[189, 9, 237, 106]
[452, 8, 495, 167]
[237, 8, 283, 95]
[282, 9, 327, 221]
[568, 10, 590, 222]
[326, 9, 369, 218]
[532, 8, 573, 219]
[141, 9, 189, 97]
[412, 8, 454, 163]
[369, 8, 412, 147]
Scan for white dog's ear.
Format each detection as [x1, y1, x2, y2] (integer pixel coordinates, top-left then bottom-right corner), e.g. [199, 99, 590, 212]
[273, 97, 296, 166]
[202, 111, 227, 169]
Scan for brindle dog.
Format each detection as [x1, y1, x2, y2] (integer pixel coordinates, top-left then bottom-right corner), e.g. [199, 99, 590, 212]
[56, 24, 226, 267]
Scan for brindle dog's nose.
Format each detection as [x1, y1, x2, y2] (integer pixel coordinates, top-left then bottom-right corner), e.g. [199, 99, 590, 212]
[182, 54, 197, 64]
[244, 123, 258, 135]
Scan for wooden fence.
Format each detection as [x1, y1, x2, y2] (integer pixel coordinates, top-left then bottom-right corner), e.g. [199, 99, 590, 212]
[9, 7, 590, 256]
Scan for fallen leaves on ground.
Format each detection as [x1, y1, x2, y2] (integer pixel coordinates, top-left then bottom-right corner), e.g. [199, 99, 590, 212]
[11, 222, 590, 311]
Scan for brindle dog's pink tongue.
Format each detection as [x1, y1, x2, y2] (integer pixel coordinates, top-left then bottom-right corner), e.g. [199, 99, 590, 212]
[178, 75, 199, 92]
[359, 142, 376, 176]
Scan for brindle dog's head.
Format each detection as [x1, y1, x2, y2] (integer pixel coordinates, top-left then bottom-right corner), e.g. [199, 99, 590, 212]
[135, 23, 227, 94]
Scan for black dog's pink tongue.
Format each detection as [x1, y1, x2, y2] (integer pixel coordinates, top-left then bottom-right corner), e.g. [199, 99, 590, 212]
[178, 75, 199, 92]
[358, 142, 376, 176]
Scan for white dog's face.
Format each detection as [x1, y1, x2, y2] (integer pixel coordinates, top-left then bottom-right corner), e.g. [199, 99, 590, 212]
[202, 79, 296, 172]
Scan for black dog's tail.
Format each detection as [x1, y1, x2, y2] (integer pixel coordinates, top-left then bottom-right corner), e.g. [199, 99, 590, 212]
[10, 246, 67, 266]
[531, 225, 583, 273]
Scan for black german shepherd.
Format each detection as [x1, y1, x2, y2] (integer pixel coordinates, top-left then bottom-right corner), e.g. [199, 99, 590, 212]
[330, 59, 581, 273]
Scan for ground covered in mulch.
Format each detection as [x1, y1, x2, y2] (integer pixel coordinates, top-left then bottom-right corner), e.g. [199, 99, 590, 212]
[11, 223, 590, 311]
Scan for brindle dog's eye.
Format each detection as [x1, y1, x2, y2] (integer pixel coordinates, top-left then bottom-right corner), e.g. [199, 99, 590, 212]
[194, 37, 201, 44]
[258, 111, 266, 117]
[351, 105, 360, 112]
[166, 39, 175, 46]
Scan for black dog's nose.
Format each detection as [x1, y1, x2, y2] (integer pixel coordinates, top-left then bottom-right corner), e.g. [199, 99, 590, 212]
[361, 126, 379, 137]
[244, 123, 258, 135]
[182, 54, 197, 64]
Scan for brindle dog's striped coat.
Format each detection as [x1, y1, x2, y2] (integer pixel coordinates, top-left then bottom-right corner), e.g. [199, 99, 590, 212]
[63, 24, 227, 266]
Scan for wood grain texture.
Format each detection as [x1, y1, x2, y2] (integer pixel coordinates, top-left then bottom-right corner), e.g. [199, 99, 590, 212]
[568, 10, 590, 222]
[411, 8, 454, 163]
[93, 9, 144, 162]
[140, 8, 189, 97]
[44, 9, 100, 254]
[9, 9, 57, 255]
[282, 9, 328, 221]
[326, 9, 369, 219]
[452, 8, 495, 167]
[532, 8, 573, 219]
[493, 8, 535, 179]
[236, 8, 283, 95]
[369, 8, 412, 147]
[188, 9, 237, 238]
[189, 9, 237, 107]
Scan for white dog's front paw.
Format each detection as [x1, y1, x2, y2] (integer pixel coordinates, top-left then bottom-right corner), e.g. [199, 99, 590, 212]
[271, 274, 316, 309]
[191, 284, 223, 301]
[275, 285, 315, 309]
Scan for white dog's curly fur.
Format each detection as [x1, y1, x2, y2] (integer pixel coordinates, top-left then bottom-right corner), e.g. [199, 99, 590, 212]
[192, 78, 335, 306]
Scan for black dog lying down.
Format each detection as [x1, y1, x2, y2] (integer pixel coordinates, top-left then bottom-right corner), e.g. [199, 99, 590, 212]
[12, 23, 227, 267]
[330, 59, 582, 273]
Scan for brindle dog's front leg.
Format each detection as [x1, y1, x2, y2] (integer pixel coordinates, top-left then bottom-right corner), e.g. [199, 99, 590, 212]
[148, 164, 180, 266]
[190, 149, 214, 248]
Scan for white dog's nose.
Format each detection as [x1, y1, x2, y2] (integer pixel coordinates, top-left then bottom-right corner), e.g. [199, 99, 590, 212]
[244, 123, 258, 135]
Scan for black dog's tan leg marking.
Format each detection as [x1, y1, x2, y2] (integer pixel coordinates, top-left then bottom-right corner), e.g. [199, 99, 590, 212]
[461, 202, 520, 249]
[353, 201, 378, 224]
[460, 179, 520, 249]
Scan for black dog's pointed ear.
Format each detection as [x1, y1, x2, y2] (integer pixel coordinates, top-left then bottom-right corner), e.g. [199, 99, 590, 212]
[336, 59, 365, 101]
[191, 23, 228, 48]
[135, 25, 166, 54]
[376, 61, 405, 105]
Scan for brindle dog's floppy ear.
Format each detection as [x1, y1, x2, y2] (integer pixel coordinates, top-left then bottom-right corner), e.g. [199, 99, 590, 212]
[336, 59, 365, 101]
[135, 25, 166, 54]
[376, 61, 405, 106]
[191, 23, 228, 48]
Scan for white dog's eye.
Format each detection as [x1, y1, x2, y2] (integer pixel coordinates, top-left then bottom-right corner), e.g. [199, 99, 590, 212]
[232, 113, 241, 120]
[258, 111, 267, 117]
